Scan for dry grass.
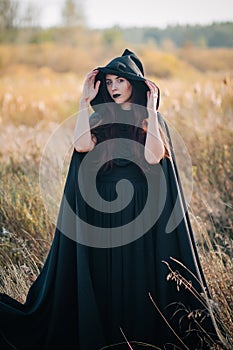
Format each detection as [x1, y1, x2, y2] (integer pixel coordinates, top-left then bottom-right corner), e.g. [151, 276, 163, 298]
[0, 45, 232, 349]
[0, 63, 82, 126]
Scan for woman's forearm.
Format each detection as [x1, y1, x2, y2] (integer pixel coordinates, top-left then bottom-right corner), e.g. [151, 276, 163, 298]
[74, 70, 100, 152]
[144, 111, 165, 164]
[73, 99, 95, 152]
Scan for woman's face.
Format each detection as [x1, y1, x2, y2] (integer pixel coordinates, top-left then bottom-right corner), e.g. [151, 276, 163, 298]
[105, 74, 132, 109]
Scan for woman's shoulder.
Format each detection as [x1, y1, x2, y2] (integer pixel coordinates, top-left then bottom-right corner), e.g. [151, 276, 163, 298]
[157, 111, 166, 126]
[89, 112, 107, 143]
[157, 111, 170, 133]
[89, 112, 102, 128]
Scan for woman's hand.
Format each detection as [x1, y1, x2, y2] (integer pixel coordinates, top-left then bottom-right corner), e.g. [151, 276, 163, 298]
[145, 80, 159, 113]
[80, 69, 101, 105]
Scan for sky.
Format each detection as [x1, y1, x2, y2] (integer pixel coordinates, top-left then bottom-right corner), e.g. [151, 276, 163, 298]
[21, 0, 233, 28]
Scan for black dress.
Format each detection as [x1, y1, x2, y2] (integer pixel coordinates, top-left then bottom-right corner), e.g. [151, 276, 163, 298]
[0, 110, 219, 349]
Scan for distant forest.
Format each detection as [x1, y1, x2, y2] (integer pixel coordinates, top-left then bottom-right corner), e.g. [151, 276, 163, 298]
[119, 22, 233, 48]
[1, 22, 233, 48]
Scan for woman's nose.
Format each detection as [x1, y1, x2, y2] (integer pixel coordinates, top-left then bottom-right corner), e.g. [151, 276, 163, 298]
[111, 82, 117, 90]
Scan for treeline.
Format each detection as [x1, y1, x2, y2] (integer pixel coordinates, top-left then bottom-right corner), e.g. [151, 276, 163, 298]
[120, 22, 233, 48]
[1, 22, 233, 48]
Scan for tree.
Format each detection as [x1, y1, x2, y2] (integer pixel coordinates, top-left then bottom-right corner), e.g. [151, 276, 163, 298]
[0, 0, 19, 30]
[61, 0, 86, 28]
[102, 26, 123, 48]
[19, 2, 41, 28]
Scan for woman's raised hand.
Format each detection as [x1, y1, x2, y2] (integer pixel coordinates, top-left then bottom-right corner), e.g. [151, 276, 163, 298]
[80, 69, 101, 105]
[145, 80, 159, 112]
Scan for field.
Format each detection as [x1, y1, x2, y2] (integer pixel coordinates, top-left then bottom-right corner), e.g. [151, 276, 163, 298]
[0, 43, 232, 349]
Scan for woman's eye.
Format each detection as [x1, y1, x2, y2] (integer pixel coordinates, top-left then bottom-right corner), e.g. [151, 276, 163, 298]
[118, 78, 124, 83]
[106, 81, 112, 86]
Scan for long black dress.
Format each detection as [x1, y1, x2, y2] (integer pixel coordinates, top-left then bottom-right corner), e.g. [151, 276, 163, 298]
[0, 110, 219, 349]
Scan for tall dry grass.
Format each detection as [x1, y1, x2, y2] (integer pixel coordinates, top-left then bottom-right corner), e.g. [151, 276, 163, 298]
[0, 45, 232, 348]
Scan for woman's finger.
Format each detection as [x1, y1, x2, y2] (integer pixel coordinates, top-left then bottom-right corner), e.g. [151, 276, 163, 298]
[85, 70, 99, 82]
[94, 80, 101, 92]
[146, 80, 158, 95]
[147, 84, 158, 100]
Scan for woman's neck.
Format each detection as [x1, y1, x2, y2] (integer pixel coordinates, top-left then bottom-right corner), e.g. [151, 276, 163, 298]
[120, 102, 132, 110]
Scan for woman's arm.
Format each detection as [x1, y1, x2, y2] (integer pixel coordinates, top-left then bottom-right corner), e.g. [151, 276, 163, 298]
[74, 70, 100, 152]
[74, 99, 96, 152]
[144, 81, 165, 164]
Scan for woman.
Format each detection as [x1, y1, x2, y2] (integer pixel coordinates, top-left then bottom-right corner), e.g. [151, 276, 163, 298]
[0, 49, 220, 349]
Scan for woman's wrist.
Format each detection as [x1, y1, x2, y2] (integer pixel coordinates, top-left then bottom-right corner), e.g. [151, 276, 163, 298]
[79, 97, 90, 108]
[148, 109, 158, 119]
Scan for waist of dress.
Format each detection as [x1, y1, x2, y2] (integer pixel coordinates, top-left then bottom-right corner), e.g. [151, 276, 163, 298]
[96, 161, 147, 183]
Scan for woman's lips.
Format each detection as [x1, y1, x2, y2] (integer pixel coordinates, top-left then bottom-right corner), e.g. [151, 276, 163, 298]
[113, 93, 121, 99]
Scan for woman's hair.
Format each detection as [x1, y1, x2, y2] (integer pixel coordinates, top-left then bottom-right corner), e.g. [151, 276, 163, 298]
[90, 77, 170, 172]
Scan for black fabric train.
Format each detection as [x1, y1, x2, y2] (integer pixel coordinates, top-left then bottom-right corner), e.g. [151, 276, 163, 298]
[0, 109, 220, 349]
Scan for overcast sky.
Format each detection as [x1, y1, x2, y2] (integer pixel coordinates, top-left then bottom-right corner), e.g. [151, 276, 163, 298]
[21, 0, 233, 28]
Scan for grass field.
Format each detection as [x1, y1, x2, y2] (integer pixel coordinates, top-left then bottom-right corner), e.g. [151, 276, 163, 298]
[0, 44, 232, 349]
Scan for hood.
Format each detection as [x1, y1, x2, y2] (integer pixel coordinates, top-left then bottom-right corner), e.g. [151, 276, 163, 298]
[90, 49, 160, 110]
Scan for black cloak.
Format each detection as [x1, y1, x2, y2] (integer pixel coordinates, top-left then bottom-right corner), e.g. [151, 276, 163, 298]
[0, 49, 219, 350]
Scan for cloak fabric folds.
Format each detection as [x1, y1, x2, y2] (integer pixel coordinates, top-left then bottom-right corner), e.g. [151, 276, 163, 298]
[0, 112, 219, 350]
